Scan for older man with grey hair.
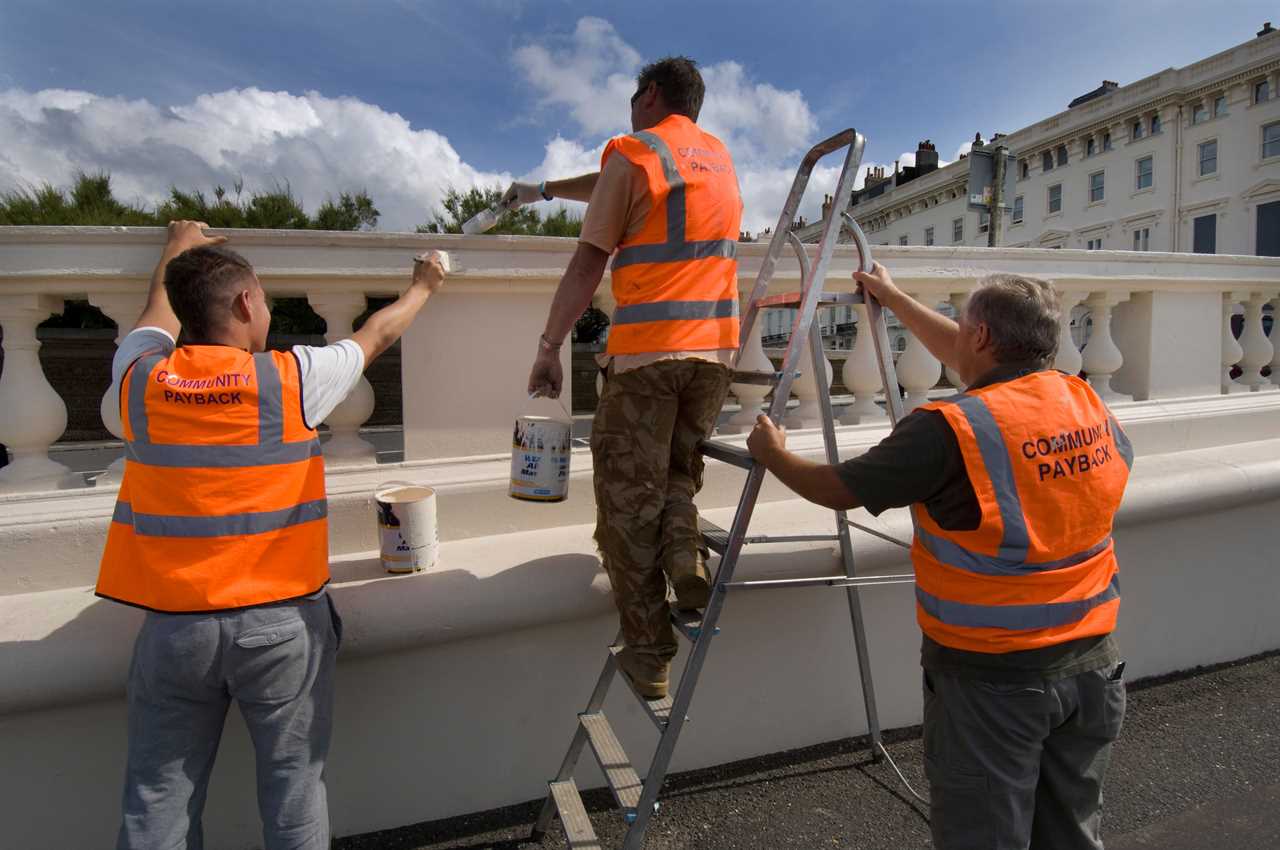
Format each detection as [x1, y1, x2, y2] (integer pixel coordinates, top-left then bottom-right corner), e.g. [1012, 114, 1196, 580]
[747, 263, 1133, 850]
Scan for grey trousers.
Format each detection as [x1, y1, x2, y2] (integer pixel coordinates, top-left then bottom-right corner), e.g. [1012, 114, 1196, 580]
[923, 664, 1126, 850]
[117, 593, 340, 850]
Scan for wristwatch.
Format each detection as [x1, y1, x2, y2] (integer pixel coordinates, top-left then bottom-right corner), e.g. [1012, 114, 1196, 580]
[538, 181, 553, 201]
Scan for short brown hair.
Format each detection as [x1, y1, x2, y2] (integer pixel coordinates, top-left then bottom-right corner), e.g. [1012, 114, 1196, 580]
[965, 274, 1061, 367]
[637, 56, 705, 120]
[163, 246, 257, 341]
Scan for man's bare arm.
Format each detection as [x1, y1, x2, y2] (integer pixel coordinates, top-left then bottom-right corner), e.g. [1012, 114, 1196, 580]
[350, 252, 447, 366]
[544, 172, 600, 203]
[746, 414, 861, 511]
[134, 221, 228, 337]
[854, 262, 961, 372]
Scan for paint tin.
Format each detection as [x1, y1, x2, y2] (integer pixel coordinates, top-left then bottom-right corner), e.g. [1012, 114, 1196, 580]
[374, 481, 439, 574]
[510, 415, 572, 502]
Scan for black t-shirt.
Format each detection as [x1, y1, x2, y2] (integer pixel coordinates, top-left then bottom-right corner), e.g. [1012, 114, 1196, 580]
[836, 362, 1120, 682]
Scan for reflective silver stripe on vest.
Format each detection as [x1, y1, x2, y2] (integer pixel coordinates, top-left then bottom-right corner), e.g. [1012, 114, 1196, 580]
[937, 393, 1031, 561]
[1110, 416, 1134, 469]
[612, 298, 740, 326]
[112, 499, 327, 537]
[125, 439, 322, 467]
[255, 352, 284, 444]
[126, 354, 166, 443]
[611, 129, 738, 271]
[916, 527, 1113, 577]
[916, 573, 1120, 631]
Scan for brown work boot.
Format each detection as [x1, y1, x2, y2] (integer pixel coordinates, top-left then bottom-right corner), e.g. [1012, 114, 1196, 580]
[670, 547, 712, 611]
[616, 647, 670, 700]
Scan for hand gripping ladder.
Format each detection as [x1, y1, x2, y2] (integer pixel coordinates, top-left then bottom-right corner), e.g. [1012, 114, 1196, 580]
[531, 129, 916, 850]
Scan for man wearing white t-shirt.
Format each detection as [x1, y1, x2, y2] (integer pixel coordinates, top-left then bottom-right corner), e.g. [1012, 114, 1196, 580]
[97, 221, 446, 849]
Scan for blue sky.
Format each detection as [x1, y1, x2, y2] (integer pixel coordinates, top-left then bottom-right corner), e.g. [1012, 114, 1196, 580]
[0, 1, 1273, 231]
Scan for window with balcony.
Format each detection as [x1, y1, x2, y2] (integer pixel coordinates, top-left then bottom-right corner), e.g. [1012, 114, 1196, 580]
[1056, 145, 1069, 166]
[1198, 140, 1218, 176]
[1012, 195, 1024, 223]
[1193, 214, 1216, 254]
[1263, 122, 1280, 159]
[1087, 238, 1104, 250]
[1132, 227, 1150, 251]
[924, 226, 935, 246]
[1135, 155, 1154, 191]
[1132, 119, 1145, 140]
[1089, 171, 1105, 203]
[953, 217, 964, 242]
[1042, 151, 1054, 172]
[1048, 183, 1062, 214]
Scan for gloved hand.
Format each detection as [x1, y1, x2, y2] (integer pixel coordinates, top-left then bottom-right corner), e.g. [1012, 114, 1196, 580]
[501, 181, 546, 211]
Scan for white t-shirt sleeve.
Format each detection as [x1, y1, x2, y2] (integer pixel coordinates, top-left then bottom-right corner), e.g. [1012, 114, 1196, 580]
[108, 327, 176, 401]
[292, 340, 367, 429]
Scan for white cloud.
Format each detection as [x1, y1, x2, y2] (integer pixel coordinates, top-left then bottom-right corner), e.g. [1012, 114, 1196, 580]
[954, 141, 973, 160]
[0, 17, 850, 235]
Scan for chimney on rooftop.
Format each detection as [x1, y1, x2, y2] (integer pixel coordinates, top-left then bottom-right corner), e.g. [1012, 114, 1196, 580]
[821, 194, 833, 221]
[916, 139, 939, 174]
[1260, 21, 1275, 37]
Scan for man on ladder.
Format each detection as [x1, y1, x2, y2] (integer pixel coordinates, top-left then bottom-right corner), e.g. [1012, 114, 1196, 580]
[746, 262, 1133, 850]
[513, 56, 742, 700]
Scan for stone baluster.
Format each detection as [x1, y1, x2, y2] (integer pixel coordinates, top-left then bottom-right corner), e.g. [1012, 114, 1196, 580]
[721, 303, 773, 434]
[1081, 291, 1130, 402]
[840, 302, 887, 424]
[898, 293, 942, 411]
[1054, 292, 1086, 377]
[88, 294, 148, 486]
[1220, 292, 1246, 394]
[0, 294, 77, 492]
[307, 292, 377, 464]
[1271, 294, 1280, 388]
[784, 324, 833, 429]
[943, 291, 968, 390]
[1238, 292, 1276, 392]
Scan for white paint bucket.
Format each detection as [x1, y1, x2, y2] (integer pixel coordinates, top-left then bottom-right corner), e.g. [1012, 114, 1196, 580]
[510, 415, 572, 502]
[374, 481, 439, 574]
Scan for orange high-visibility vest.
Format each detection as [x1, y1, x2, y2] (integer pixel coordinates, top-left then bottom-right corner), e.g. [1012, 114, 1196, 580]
[97, 345, 330, 612]
[911, 371, 1132, 653]
[602, 114, 742, 355]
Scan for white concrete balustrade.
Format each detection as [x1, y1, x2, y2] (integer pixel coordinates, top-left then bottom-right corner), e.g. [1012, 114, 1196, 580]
[2, 229, 1280, 849]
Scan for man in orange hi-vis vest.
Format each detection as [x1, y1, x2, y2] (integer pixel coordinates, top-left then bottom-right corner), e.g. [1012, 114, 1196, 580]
[746, 265, 1132, 850]
[504, 56, 742, 700]
[97, 220, 446, 850]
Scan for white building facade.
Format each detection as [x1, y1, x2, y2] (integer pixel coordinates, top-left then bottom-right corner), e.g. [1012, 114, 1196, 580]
[830, 24, 1280, 256]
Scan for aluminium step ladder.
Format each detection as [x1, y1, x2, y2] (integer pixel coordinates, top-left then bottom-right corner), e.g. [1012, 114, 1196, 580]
[531, 128, 917, 850]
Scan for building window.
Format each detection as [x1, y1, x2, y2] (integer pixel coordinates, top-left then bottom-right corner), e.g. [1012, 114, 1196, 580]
[1132, 228, 1150, 251]
[1263, 122, 1280, 159]
[1089, 171, 1105, 203]
[1151, 113, 1162, 134]
[1132, 119, 1145, 140]
[1086, 137, 1096, 157]
[1012, 195, 1024, 223]
[924, 226, 935, 246]
[1256, 80, 1271, 104]
[1042, 151, 1054, 172]
[898, 234, 908, 246]
[1193, 214, 1217, 254]
[953, 217, 964, 243]
[1135, 155, 1154, 191]
[1213, 95, 1227, 117]
[1192, 103, 1208, 124]
[1048, 183, 1062, 214]
[1020, 159, 1029, 179]
[1056, 145, 1068, 166]
[1198, 140, 1218, 176]
[1087, 238, 1104, 250]
[979, 210, 990, 234]
[1103, 132, 1112, 151]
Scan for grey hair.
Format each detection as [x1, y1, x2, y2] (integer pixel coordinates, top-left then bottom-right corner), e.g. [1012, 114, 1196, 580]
[964, 274, 1061, 366]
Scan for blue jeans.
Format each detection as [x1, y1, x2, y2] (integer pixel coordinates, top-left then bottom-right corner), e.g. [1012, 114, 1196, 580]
[117, 593, 340, 850]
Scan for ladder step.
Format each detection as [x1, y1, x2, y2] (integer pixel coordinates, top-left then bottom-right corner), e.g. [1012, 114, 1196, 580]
[608, 646, 674, 730]
[731, 369, 797, 386]
[548, 779, 602, 849]
[753, 290, 864, 309]
[698, 440, 754, 469]
[579, 713, 643, 811]
[724, 573, 916, 591]
[698, 518, 731, 555]
[671, 608, 717, 641]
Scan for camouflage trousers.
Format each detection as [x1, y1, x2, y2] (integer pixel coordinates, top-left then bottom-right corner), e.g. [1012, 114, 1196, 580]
[591, 359, 733, 662]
